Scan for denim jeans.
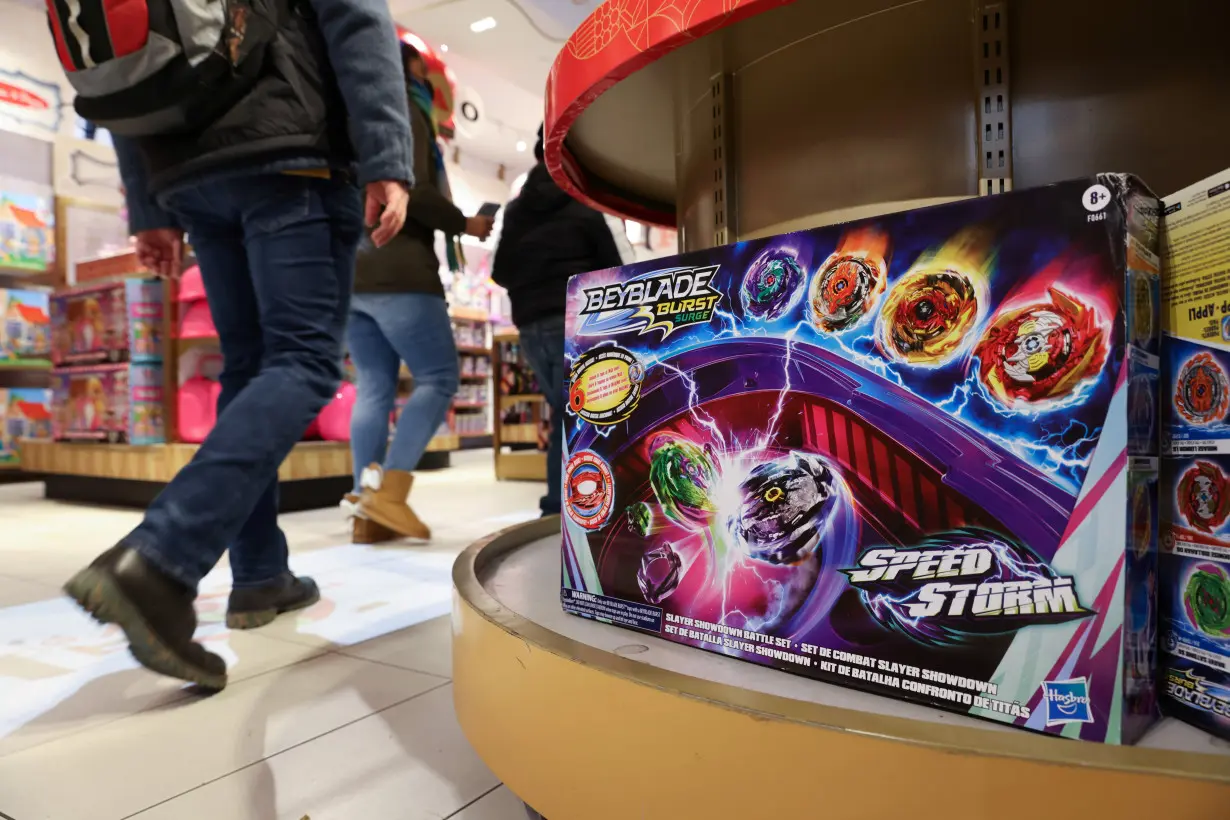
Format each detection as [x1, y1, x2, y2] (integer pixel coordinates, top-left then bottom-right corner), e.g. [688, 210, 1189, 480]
[518, 315, 566, 515]
[347, 292, 459, 490]
[125, 173, 362, 589]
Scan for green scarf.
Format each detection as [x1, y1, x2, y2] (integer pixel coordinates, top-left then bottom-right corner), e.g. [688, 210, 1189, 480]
[409, 77, 463, 273]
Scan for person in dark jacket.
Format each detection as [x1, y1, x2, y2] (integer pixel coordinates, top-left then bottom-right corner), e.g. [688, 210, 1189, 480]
[345, 42, 493, 543]
[57, 0, 413, 692]
[492, 127, 633, 516]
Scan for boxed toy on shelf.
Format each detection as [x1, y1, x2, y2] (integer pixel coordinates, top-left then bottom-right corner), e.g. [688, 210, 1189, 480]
[50, 279, 163, 366]
[0, 289, 51, 364]
[0, 388, 52, 465]
[562, 174, 1162, 744]
[1159, 166, 1230, 741]
[52, 362, 165, 444]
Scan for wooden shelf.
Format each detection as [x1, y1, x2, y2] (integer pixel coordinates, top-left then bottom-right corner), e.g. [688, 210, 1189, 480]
[19, 440, 353, 482]
[428, 433, 460, 452]
[495, 449, 547, 482]
[499, 423, 540, 444]
[0, 360, 52, 371]
[453, 402, 488, 410]
[457, 346, 492, 357]
[450, 307, 490, 323]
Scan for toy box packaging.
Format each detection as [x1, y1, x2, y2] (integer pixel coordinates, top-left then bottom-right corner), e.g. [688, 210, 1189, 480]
[1159, 167, 1230, 740]
[562, 174, 1162, 744]
[52, 362, 164, 445]
[50, 279, 163, 366]
[0, 388, 52, 465]
[0, 289, 51, 363]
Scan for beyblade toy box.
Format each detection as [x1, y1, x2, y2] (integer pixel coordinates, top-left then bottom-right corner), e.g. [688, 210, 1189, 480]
[1159, 168, 1230, 740]
[561, 174, 1162, 744]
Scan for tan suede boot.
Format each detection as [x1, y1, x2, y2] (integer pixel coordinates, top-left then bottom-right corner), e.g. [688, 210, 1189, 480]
[357, 464, 431, 540]
[352, 516, 397, 544]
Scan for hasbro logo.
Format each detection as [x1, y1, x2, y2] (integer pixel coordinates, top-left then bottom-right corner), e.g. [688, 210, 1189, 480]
[1042, 678, 1094, 726]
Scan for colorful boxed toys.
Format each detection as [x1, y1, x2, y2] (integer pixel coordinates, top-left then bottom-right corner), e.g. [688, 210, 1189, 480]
[50, 278, 163, 366]
[1159, 168, 1230, 741]
[0, 388, 52, 465]
[52, 362, 164, 445]
[562, 175, 1161, 744]
[0, 289, 51, 363]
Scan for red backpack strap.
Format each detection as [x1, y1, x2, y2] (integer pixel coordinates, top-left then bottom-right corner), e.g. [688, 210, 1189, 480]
[46, 0, 150, 72]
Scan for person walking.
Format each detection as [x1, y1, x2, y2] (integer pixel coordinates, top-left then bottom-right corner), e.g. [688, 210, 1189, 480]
[49, 0, 414, 691]
[492, 127, 633, 517]
[344, 42, 494, 544]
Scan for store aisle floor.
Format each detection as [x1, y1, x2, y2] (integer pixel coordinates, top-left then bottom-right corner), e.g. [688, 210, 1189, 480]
[0, 450, 539, 820]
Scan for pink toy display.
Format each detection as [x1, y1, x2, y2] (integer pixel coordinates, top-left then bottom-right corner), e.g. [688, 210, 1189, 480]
[53, 362, 164, 444]
[177, 265, 205, 302]
[316, 381, 355, 442]
[51, 279, 163, 365]
[178, 299, 217, 340]
[177, 354, 222, 443]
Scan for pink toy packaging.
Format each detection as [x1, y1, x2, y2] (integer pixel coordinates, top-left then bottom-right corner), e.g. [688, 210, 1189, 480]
[51, 279, 163, 366]
[53, 362, 164, 444]
[0, 388, 52, 465]
[0, 289, 51, 363]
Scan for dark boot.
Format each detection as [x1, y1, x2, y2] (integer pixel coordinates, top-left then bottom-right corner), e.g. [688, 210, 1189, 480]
[64, 545, 228, 691]
[226, 572, 320, 630]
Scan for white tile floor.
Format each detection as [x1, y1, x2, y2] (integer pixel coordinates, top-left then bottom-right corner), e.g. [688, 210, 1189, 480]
[0, 450, 541, 820]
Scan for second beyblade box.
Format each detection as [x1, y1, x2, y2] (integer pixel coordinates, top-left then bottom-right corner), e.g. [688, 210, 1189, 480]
[1159, 167, 1230, 740]
[561, 175, 1162, 744]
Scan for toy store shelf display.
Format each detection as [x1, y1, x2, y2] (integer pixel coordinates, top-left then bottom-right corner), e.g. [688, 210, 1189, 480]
[492, 329, 547, 482]
[18, 252, 356, 506]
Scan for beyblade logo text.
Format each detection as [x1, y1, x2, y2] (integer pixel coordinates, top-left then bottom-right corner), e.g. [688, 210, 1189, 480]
[841, 530, 1091, 645]
[578, 266, 722, 339]
[1165, 668, 1230, 719]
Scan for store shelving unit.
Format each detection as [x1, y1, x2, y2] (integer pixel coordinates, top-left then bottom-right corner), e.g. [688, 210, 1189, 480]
[450, 307, 494, 448]
[17, 251, 360, 509]
[491, 330, 547, 481]
[452, 0, 1230, 815]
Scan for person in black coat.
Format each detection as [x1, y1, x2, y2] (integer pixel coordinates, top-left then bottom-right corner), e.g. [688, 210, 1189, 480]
[492, 126, 633, 515]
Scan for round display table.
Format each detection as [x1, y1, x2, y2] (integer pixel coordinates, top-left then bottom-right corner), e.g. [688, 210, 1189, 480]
[452, 519, 1230, 820]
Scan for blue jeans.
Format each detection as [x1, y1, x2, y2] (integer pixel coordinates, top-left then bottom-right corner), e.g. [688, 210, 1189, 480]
[518, 316, 566, 515]
[347, 293, 459, 490]
[125, 173, 362, 589]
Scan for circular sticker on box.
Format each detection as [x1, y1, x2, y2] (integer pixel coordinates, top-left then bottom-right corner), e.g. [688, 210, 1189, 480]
[565, 450, 614, 530]
[1082, 184, 1112, 212]
[567, 344, 644, 426]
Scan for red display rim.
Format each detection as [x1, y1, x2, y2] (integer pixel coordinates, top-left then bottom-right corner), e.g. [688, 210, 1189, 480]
[543, 0, 791, 227]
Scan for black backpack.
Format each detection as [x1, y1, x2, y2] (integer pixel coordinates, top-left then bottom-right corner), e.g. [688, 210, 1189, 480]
[45, 0, 287, 136]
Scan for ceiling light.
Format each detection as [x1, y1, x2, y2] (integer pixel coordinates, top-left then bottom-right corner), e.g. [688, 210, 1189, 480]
[515, 140, 527, 152]
[439, 44, 448, 52]
[469, 17, 497, 33]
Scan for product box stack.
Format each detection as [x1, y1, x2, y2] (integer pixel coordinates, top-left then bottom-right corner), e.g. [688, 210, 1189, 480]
[0, 289, 52, 466]
[1159, 168, 1230, 741]
[561, 175, 1163, 744]
[0, 288, 51, 365]
[0, 388, 52, 466]
[50, 278, 166, 444]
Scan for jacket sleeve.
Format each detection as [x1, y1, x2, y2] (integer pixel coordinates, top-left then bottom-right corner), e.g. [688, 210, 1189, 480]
[113, 135, 180, 233]
[306, 0, 413, 187]
[403, 105, 467, 235]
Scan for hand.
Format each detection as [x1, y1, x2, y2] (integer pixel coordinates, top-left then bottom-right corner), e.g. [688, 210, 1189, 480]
[365, 180, 410, 247]
[134, 228, 184, 278]
[465, 215, 494, 241]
